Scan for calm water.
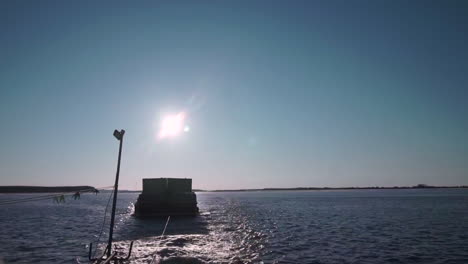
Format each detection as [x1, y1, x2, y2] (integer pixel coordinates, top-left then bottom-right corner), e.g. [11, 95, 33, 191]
[0, 189, 467, 263]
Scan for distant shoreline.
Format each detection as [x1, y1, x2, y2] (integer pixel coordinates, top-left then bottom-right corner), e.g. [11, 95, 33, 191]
[92, 185, 468, 193]
[0, 186, 98, 193]
[1, 185, 467, 193]
[201, 185, 468, 192]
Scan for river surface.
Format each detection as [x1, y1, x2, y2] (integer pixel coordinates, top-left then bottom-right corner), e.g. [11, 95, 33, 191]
[0, 189, 468, 263]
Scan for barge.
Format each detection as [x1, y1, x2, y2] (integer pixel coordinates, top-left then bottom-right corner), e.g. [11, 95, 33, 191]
[134, 178, 199, 217]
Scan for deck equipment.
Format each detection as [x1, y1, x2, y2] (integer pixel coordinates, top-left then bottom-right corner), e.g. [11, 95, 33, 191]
[88, 129, 134, 263]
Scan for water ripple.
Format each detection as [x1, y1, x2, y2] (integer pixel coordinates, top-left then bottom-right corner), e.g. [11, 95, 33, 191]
[1, 190, 468, 263]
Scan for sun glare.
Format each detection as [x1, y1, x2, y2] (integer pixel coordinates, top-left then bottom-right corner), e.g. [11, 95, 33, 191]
[158, 112, 187, 139]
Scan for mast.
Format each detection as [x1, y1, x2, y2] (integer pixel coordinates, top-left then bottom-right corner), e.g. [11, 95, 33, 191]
[108, 129, 125, 257]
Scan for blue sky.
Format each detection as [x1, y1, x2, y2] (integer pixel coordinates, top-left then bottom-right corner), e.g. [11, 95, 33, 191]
[1, 0, 467, 190]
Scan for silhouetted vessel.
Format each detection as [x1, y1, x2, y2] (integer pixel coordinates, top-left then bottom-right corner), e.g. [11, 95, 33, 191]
[134, 178, 199, 217]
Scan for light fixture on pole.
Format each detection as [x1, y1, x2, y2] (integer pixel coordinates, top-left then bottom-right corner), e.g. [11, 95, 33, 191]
[88, 129, 133, 263]
[107, 129, 124, 257]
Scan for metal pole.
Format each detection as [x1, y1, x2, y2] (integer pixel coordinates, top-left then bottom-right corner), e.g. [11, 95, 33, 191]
[107, 130, 124, 257]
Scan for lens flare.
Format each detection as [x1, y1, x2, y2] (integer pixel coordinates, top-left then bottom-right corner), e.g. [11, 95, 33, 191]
[158, 112, 187, 139]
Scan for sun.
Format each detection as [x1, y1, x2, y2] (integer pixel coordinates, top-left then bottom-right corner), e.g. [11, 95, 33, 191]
[158, 112, 187, 139]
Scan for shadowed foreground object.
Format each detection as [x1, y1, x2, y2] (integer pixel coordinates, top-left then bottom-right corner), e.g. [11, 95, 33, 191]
[134, 178, 199, 217]
[88, 129, 134, 263]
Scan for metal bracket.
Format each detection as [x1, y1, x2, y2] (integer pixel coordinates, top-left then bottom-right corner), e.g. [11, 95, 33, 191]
[88, 241, 133, 263]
